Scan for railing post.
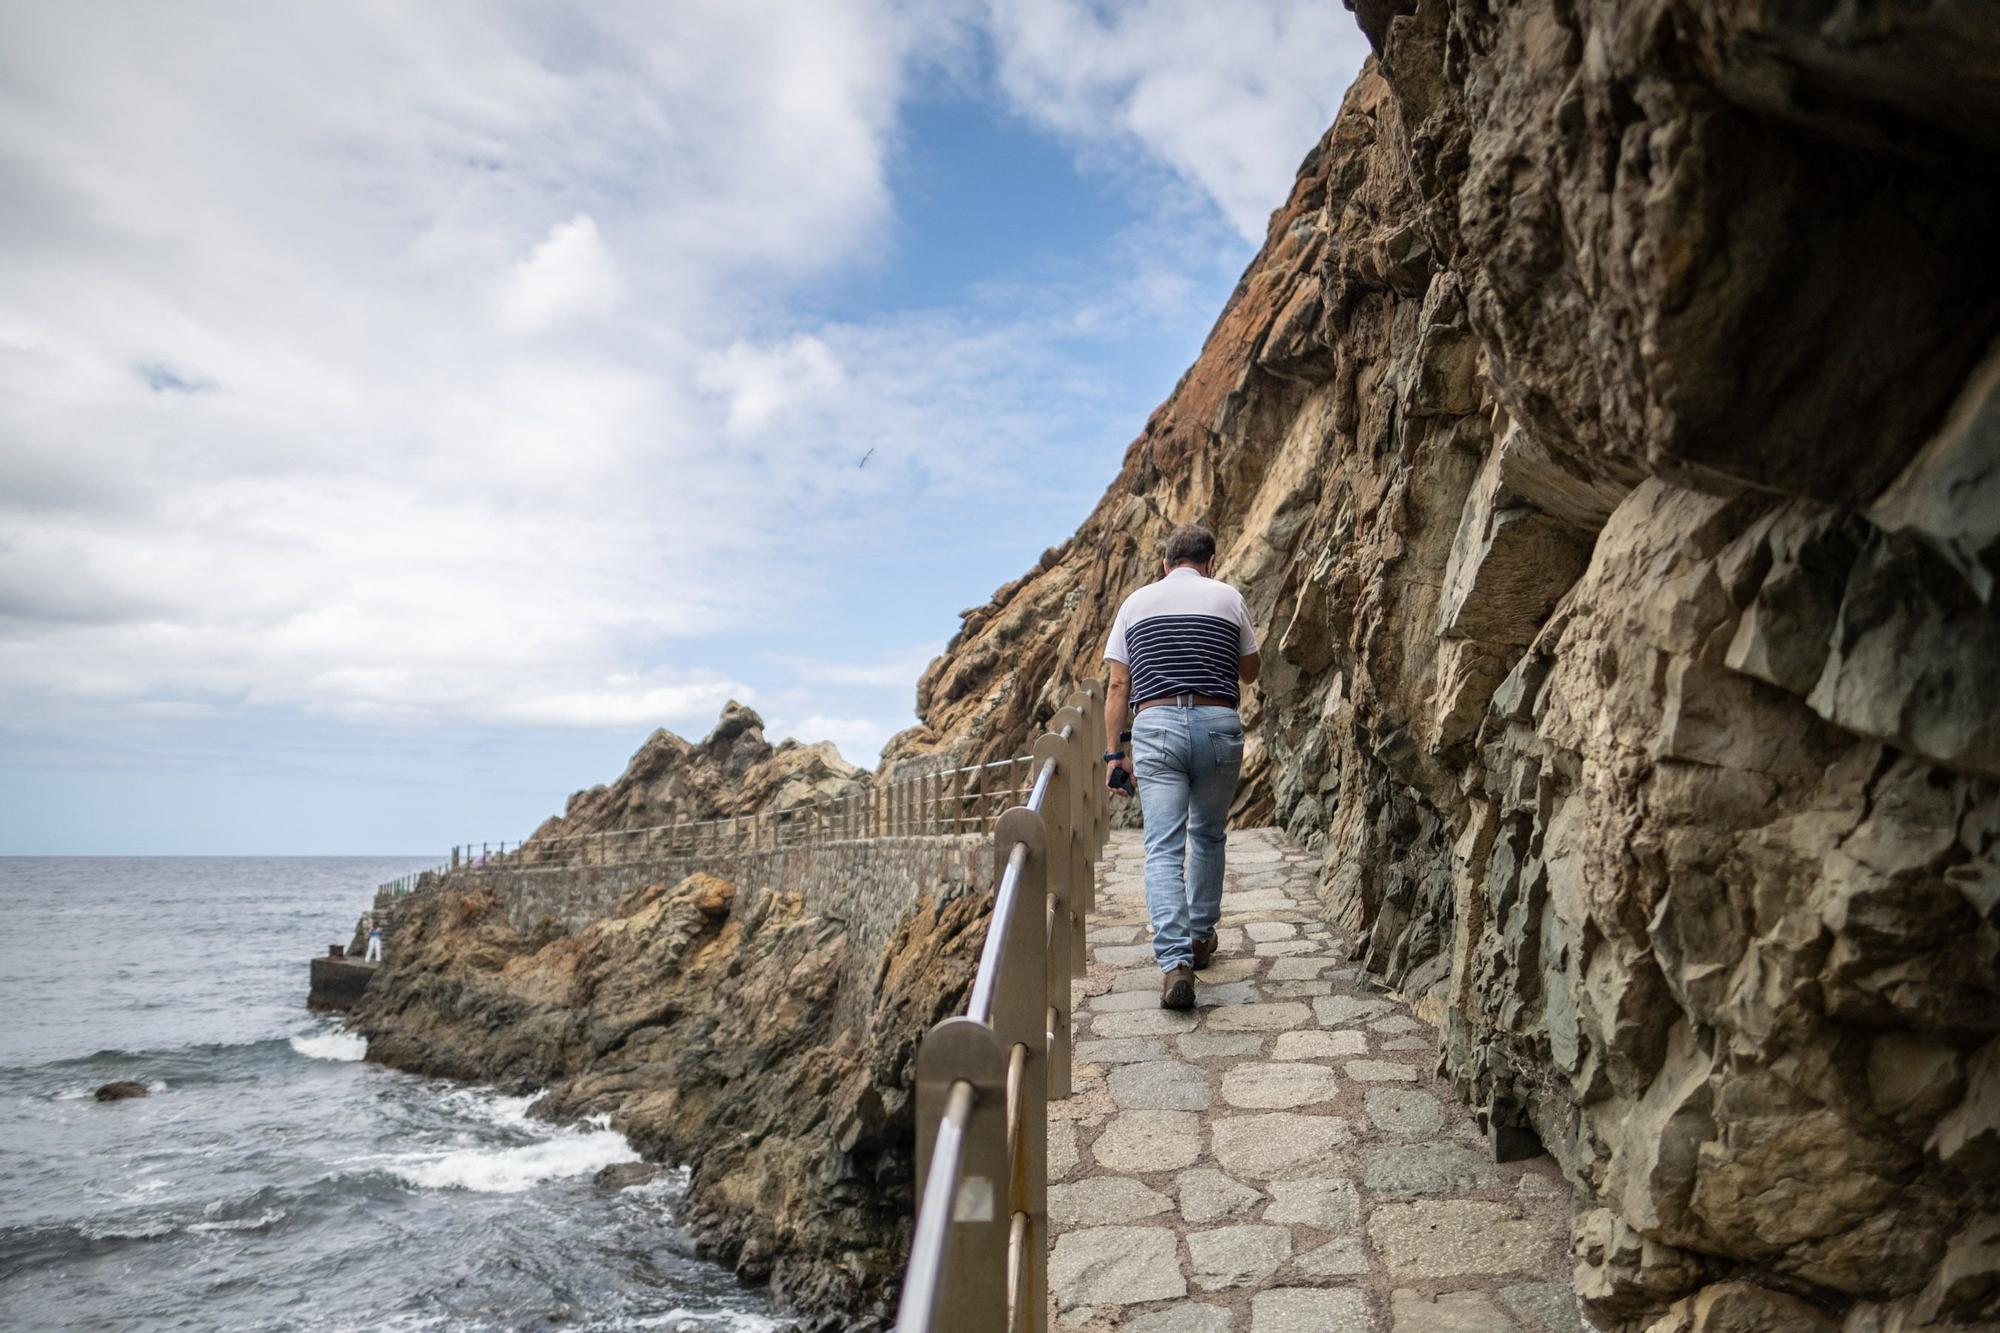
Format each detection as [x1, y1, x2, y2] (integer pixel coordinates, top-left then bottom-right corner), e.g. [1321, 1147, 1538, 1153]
[1036, 708, 1087, 1097]
[1065, 688, 1101, 926]
[989, 804, 1049, 1333]
[908, 1018, 1010, 1332]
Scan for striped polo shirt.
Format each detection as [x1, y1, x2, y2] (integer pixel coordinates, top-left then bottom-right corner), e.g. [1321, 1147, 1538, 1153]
[1103, 567, 1258, 706]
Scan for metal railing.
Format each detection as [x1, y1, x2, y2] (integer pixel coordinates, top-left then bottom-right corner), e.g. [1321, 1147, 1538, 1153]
[895, 681, 1110, 1333]
[381, 864, 448, 897]
[376, 754, 1041, 895]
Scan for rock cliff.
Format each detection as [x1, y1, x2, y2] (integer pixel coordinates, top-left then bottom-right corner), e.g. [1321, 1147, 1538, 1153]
[527, 702, 866, 846]
[890, 3, 2000, 1327]
[352, 866, 987, 1329]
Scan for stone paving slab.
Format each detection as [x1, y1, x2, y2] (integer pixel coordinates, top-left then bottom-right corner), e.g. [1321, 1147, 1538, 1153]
[1050, 828, 1586, 1333]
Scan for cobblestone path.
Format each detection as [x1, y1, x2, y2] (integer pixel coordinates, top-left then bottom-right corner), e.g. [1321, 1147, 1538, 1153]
[1050, 827, 1584, 1333]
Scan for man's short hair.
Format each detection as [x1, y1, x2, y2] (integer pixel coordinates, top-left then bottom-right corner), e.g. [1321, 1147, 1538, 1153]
[1163, 523, 1217, 568]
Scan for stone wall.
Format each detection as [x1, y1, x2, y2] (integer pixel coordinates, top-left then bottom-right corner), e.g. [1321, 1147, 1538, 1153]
[450, 833, 991, 957]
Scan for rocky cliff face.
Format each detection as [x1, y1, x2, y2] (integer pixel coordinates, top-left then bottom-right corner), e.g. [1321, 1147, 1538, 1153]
[352, 866, 987, 1329]
[891, 3, 2000, 1327]
[528, 702, 866, 846]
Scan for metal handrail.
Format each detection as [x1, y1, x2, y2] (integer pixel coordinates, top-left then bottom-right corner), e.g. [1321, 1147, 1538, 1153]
[899, 1079, 976, 1329]
[379, 752, 1041, 894]
[895, 682, 1110, 1333]
[966, 840, 1032, 1026]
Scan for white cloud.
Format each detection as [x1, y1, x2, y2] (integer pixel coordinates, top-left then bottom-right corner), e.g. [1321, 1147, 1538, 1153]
[698, 334, 847, 436]
[984, 0, 1360, 241]
[0, 0, 914, 738]
[0, 0, 1362, 822]
[498, 674, 753, 730]
[497, 214, 623, 335]
[765, 642, 947, 691]
[777, 714, 896, 758]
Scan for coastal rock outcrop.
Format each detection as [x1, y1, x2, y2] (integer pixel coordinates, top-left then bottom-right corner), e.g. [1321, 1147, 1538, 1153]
[527, 702, 865, 848]
[353, 865, 988, 1328]
[889, 2, 2000, 1326]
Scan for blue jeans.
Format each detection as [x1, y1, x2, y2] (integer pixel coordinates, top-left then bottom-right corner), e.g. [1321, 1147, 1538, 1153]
[1133, 705, 1244, 970]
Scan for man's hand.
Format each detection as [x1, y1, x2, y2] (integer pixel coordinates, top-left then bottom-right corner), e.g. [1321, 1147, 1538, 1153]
[1104, 659, 1135, 798]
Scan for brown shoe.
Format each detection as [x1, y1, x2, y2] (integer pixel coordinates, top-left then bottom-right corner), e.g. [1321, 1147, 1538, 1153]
[1161, 965, 1196, 1011]
[1191, 934, 1218, 971]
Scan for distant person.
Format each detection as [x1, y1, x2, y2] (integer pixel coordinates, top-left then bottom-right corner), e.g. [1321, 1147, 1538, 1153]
[364, 919, 384, 964]
[1102, 522, 1259, 1010]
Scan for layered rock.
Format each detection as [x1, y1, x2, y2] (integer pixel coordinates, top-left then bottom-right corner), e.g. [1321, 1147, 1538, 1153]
[352, 864, 989, 1329]
[528, 702, 866, 846]
[891, 3, 2000, 1326]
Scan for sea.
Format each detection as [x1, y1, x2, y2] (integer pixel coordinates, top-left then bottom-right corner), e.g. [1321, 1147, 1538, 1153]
[0, 857, 788, 1333]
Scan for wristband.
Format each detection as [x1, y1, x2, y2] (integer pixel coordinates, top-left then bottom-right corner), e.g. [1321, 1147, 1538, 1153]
[1102, 750, 1127, 762]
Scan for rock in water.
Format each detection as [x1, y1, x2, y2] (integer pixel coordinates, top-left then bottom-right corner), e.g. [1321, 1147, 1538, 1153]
[882, 5, 2000, 1328]
[592, 1162, 661, 1191]
[93, 1081, 148, 1102]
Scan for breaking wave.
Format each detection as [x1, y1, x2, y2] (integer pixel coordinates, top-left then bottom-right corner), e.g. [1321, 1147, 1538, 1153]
[289, 1029, 367, 1062]
[384, 1126, 639, 1194]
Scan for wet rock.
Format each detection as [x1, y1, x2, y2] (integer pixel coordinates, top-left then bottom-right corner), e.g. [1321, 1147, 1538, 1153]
[592, 1162, 662, 1191]
[92, 1081, 148, 1102]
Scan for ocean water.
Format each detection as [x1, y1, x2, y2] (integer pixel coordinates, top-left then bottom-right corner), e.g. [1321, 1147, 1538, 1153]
[0, 857, 786, 1333]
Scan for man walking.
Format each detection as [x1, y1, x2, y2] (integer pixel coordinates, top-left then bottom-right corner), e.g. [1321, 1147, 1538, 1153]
[1102, 523, 1260, 1009]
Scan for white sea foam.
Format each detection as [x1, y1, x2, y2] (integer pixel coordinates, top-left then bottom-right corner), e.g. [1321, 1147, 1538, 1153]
[77, 1217, 175, 1241]
[187, 1207, 286, 1234]
[54, 1078, 167, 1100]
[441, 1086, 546, 1132]
[386, 1128, 638, 1194]
[618, 1311, 793, 1331]
[289, 1030, 367, 1062]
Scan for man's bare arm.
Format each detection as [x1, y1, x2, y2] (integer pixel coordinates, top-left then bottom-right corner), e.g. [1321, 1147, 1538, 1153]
[1104, 661, 1134, 795]
[1239, 651, 1261, 685]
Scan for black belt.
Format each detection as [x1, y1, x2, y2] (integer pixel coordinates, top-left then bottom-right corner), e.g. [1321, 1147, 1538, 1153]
[1135, 692, 1236, 713]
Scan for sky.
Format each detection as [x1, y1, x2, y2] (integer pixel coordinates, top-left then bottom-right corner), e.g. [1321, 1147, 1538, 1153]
[0, 0, 1367, 854]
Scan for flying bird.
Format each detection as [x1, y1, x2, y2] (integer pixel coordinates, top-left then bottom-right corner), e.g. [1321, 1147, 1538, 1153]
[858, 447, 876, 469]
